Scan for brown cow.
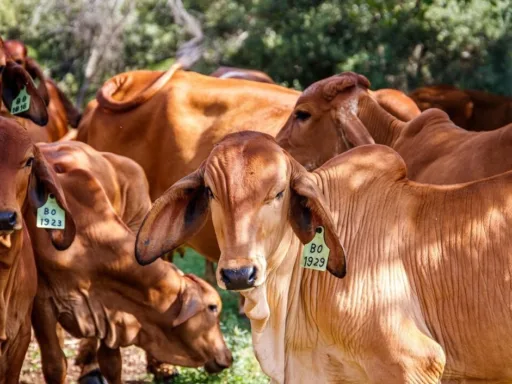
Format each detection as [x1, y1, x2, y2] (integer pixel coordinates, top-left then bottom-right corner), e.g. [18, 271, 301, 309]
[26, 141, 232, 384]
[0, 116, 75, 383]
[210, 66, 275, 83]
[277, 72, 512, 184]
[4, 39, 82, 141]
[0, 37, 49, 128]
[136, 131, 512, 383]
[78, 68, 419, 262]
[409, 84, 512, 131]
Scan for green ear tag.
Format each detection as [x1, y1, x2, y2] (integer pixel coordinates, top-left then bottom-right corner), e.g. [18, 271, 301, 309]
[301, 226, 330, 271]
[10, 87, 31, 115]
[37, 194, 65, 229]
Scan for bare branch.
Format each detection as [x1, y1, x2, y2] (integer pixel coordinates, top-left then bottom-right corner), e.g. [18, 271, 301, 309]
[168, 0, 204, 69]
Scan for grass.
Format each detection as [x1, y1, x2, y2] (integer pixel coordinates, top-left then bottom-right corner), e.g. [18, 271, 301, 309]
[170, 249, 269, 384]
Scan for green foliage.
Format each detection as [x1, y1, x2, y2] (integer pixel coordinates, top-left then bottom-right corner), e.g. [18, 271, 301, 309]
[172, 250, 269, 384]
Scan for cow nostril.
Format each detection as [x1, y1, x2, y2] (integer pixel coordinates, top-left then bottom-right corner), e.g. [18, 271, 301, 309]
[247, 266, 257, 284]
[7, 212, 16, 226]
[220, 269, 231, 284]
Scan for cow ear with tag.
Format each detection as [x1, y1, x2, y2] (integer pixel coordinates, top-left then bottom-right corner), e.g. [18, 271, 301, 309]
[28, 146, 75, 250]
[288, 158, 347, 278]
[1, 61, 48, 126]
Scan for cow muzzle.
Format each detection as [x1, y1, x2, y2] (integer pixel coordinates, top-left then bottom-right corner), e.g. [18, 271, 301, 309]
[204, 349, 233, 374]
[220, 266, 258, 291]
[0, 211, 17, 231]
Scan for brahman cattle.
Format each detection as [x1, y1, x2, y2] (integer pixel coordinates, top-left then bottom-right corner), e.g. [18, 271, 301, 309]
[277, 71, 512, 184]
[77, 67, 419, 265]
[26, 141, 232, 384]
[410, 84, 512, 131]
[4, 39, 82, 141]
[136, 131, 512, 383]
[0, 117, 75, 383]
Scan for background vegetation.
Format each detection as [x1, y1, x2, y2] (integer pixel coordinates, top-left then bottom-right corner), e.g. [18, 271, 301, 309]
[1, 0, 510, 107]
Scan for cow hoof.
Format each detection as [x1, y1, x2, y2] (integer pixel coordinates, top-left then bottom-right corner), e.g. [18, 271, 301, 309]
[78, 368, 108, 384]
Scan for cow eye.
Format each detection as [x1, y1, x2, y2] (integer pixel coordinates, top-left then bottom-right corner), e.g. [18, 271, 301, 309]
[275, 190, 284, 200]
[25, 157, 34, 167]
[205, 187, 214, 200]
[15, 60, 23, 65]
[208, 304, 218, 313]
[294, 110, 311, 121]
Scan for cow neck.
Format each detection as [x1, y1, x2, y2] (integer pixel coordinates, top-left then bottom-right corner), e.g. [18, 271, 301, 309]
[357, 93, 405, 147]
[0, 227, 26, 342]
[96, 231, 182, 314]
[242, 225, 301, 383]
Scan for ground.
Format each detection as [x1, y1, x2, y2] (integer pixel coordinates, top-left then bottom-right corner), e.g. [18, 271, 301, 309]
[20, 250, 269, 384]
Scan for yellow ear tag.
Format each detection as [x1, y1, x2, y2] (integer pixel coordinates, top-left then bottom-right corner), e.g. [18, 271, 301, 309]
[37, 194, 65, 229]
[10, 86, 31, 115]
[301, 226, 330, 271]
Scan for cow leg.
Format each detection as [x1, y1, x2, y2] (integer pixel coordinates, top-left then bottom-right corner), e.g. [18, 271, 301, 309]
[75, 338, 108, 383]
[146, 352, 179, 382]
[32, 297, 68, 384]
[204, 260, 216, 285]
[97, 341, 123, 384]
[4, 314, 32, 384]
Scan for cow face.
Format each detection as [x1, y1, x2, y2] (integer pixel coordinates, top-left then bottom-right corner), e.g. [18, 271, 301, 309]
[136, 131, 346, 291]
[159, 274, 232, 372]
[0, 117, 75, 253]
[277, 72, 374, 171]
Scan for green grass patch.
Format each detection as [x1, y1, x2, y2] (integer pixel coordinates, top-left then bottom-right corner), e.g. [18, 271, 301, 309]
[171, 249, 269, 384]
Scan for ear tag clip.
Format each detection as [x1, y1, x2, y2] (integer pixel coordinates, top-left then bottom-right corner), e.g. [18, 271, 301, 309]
[10, 86, 31, 115]
[301, 226, 330, 271]
[37, 194, 65, 229]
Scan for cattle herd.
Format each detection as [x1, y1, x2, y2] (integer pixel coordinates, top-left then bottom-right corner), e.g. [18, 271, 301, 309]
[0, 35, 512, 384]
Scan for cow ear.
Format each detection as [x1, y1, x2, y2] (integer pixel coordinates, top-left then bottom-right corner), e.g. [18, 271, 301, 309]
[288, 160, 347, 278]
[337, 113, 375, 148]
[25, 57, 50, 106]
[136, 167, 209, 266]
[172, 282, 203, 327]
[28, 146, 76, 250]
[2, 61, 48, 126]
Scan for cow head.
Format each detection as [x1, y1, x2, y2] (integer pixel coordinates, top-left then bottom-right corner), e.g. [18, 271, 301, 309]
[4, 39, 50, 106]
[277, 72, 375, 171]
[0, 116, 75, 255]
[0, 38, 49, 125]
[409, 85, 473, 129]
[162, 273, 232, 372]
[136, 131, 346, 291]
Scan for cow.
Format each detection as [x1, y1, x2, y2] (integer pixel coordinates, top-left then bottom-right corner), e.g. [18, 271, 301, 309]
[77, 68, 420, 264]
[25, 141, 232, 384]
[0, 116, 75, 383]
[409, 84, 512, 131]
[0, 37, 49, 129]
[210, 66, 275, 83]
[4, 39, 82, 141]
[136, 131, 512, 383]
[277, 71, 512, 184]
